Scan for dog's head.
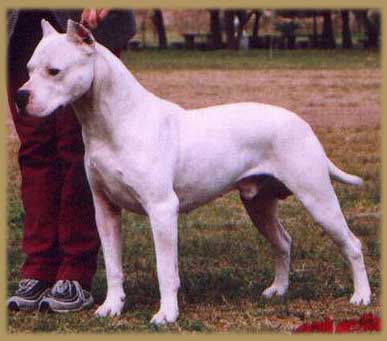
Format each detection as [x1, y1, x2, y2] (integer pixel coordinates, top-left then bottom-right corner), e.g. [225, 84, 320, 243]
[15, 19, 96, 117]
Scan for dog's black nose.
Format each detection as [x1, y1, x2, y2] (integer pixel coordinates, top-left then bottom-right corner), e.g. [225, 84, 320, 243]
[14, 89, 30, 109]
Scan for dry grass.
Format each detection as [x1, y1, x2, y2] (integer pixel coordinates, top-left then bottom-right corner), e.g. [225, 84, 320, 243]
[7, 56, 381, 333]
[135, 68, 380, 129]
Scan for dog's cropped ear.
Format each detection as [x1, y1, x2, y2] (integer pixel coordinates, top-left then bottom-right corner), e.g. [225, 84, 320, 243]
[66, 20, 95, 48]
[41, 19, 58, 37]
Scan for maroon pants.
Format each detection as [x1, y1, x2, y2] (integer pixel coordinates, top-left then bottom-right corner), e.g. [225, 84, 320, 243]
[8, 11, 109, 289]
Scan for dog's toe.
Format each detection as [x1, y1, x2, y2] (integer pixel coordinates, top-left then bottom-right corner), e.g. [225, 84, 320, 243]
[151, 311, 168, 325]
[350, 292, 371, 306]
[150, 308, 178, 325]
[95, 299, 124, 317]
[95, 305, 111, 317]
[262, 285, 287, 299]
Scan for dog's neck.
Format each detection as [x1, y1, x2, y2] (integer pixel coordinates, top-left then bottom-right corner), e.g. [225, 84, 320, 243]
[72, 42, 152, 148]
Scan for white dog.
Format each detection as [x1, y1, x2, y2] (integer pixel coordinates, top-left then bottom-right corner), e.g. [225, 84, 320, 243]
[15, 20, 371, 324]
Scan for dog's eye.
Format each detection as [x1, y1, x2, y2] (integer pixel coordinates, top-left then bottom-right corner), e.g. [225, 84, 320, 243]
[48, 68, 61, 76]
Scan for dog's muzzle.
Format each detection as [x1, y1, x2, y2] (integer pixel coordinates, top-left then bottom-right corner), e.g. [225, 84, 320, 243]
[14, 89, 30, 111]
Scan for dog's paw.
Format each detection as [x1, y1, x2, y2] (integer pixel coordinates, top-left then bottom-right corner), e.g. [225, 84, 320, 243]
[150, 307, 179, 325]
[95, 297, 125, 317]
[350, 291, 371, 306]
[262, 285, 287, 299]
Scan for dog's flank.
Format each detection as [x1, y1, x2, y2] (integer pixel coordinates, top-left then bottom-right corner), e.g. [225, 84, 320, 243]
[16, 19, 371, 325]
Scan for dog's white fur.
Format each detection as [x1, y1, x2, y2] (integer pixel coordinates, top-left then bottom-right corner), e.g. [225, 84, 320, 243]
[19, 20, 371, 324]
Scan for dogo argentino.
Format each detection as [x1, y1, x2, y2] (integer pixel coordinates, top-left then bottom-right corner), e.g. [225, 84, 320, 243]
[15, 20, 371, 324]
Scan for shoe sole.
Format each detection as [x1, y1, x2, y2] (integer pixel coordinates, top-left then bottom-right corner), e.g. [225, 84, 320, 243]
[8, 289, 50, 312]
[8, 301, 21, 312]
[39, 298, 94, 313]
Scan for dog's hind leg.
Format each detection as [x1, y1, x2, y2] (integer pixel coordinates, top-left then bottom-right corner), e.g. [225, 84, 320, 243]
[240, 185, 291, 298]
[275, 146, 371, 305]
[294, 181, 370, 305]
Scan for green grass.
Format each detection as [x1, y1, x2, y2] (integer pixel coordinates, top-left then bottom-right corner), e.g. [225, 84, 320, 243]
[7, 51, 381, 333]
[123, 48, 380, 71]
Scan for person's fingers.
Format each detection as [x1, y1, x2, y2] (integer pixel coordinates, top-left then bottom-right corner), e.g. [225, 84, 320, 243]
[80, 9, 91, 24]
[80, 9, 98, 29]
[97, 9, 110, 21]
[81, 9, 110, 29]
[88, 10, 98, 29]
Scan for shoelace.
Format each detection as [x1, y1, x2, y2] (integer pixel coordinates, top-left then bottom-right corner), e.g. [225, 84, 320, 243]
[16, 279, 39, 294]
[52, 280, 86, 301]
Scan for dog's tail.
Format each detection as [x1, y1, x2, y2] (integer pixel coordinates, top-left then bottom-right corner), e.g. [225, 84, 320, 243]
[328, 159, 364, 186]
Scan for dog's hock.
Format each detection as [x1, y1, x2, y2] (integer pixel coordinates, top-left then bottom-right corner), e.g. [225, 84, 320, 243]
[66, 20, 95, 47]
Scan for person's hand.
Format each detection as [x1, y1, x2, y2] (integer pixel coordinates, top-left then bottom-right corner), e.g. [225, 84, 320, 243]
[80, 9, 110, 29]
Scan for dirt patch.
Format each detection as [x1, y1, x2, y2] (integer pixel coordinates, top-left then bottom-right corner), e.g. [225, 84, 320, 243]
[134, 68, 381, 129]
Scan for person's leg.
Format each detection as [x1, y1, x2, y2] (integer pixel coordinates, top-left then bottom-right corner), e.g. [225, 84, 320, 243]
[54, 106, 100, 290]
[8, 10, 64, 283]
[9, 9, 124, 309]
[7, 10, 65, 311]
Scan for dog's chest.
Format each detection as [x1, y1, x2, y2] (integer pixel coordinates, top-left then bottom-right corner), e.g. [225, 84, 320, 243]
[86, 149, 145, 214]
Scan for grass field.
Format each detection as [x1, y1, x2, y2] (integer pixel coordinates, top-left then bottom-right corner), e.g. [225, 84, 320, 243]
[122, 48, 380, 70]
[7, 49, 381, 333]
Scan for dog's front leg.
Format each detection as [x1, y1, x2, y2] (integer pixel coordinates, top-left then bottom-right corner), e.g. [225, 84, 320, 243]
[92, 193, 125, 317]
[147, 194, 180, 325]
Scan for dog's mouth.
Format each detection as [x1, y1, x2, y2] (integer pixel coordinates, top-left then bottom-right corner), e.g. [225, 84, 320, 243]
[20, 104, 65, 118]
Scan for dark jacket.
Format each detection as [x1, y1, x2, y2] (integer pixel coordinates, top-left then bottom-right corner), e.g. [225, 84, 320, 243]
[8, 9, 136, 51]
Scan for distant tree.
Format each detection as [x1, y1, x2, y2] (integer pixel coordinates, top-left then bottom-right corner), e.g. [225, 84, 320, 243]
[252, 10, 263, 39]
[274, 21, 300, 49]
[209, 9, 223, 49]
[341, 10, 352, 48]
[367, 11, 380, 47]
[224, 9, 254, 49]
[355, 10, 380, 48]
[321, 10, 336, 48]
[311, 11, 319, 48]
[151, 9, 167, 49]
[224, 10, 237, 49]
[275, 10, 321, 47]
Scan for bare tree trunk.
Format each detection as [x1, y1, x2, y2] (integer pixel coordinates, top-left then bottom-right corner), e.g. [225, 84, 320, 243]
[311, 13, 318, 47]
[341, 10, 353, 48]
[151, 9, 167, 49]
[224, 10, 237, 49]
[358, 10, 379, 48]
[235, 10, 254, 42]
[322, 10, 336, 48]
[252, 10, 262, 39]
[140, 14, 147, 48]
[224, 9, 254, 49]
[209, 9, 223, 49]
